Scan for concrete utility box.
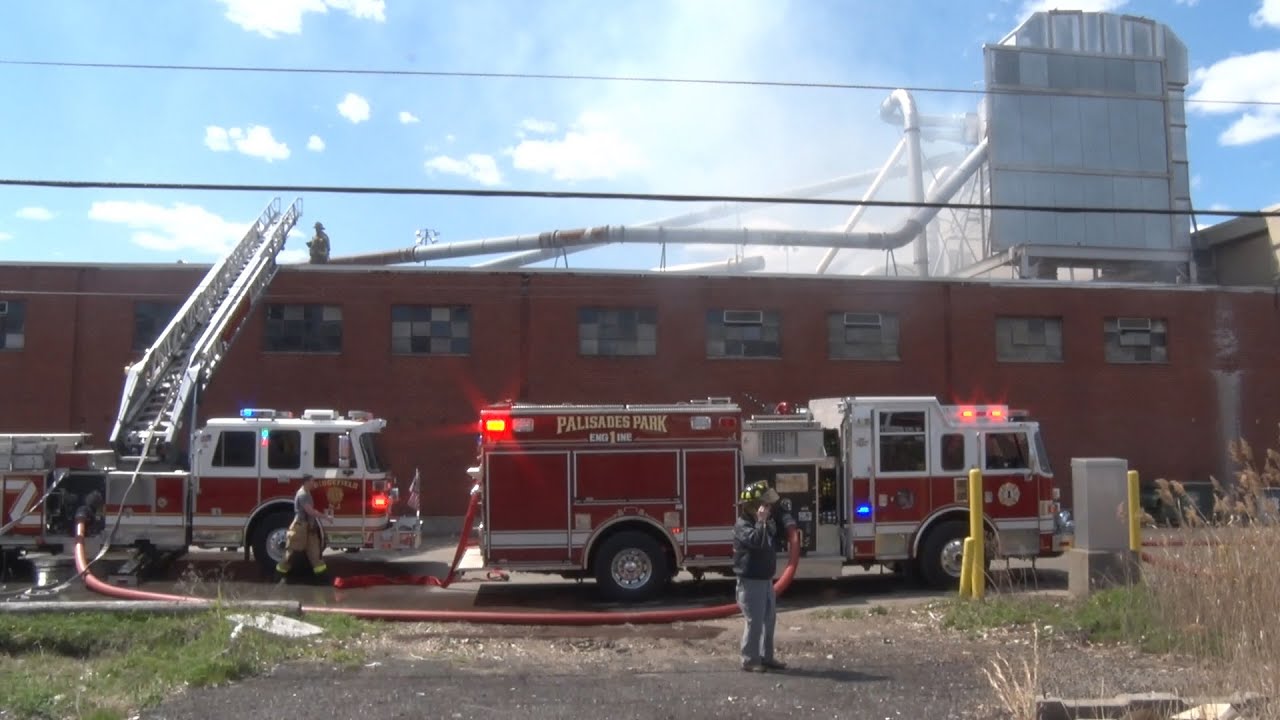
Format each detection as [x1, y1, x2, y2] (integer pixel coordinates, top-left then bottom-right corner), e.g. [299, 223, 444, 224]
[1068, 457, 1141, 598]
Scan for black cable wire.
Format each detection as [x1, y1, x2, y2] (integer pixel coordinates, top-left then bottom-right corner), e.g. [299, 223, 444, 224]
[0, 58, 1274, 108]
[0, 177, 1273, 217]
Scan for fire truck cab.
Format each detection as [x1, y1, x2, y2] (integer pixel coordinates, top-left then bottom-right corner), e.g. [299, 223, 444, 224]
[0, 408, 410, 575]
[464, 395, 1070, 603]
[742, 396, 1068, 589]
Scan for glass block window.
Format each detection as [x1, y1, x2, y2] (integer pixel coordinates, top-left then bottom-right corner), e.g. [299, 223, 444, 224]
[995, 316, 1063, 363]
[0, 299, 25, 351]
[133, 300, 180, 351]
[390, 305, 470, 355]
[706, 309, 780, 359]
[579, 307, 656, 357]
[1104, 317, 1168, 363]
[263, 303, 343, 353]
[828, 312, 900, 361]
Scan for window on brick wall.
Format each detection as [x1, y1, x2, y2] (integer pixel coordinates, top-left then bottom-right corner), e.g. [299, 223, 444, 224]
[995, 316, 1064, 362]
[706, 309, 781, 359]
[579, 307, 657, 356]
[0, 299, 25, 351]
[133, 300, 180, 351]
[1104, 316, 1168, 363]
[263, 303, 343, 353]
[828, 311, 900, 360]
[390, 305, 471, 355]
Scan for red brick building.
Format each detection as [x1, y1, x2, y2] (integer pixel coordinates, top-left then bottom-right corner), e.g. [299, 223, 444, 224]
[1, 261, 1274, 525]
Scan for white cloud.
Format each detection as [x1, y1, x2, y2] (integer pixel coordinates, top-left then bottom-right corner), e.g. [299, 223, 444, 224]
[16, 207, 54, 221]
[204, 125, 291, 162]
[506, 111, 647, 181]
[424, 154, 503, 186]
[399, 111, 420, 124]
[215, 0, 386, 38]
[1188, 49, 1280, 146]
[1252, 0, 1280, 28]
[308, 135, 326, 152]
[0, 231, 11, 242]
[520, 118, 557, 134]
[338, 93, 371, 123]
[88, 201, 253, 255]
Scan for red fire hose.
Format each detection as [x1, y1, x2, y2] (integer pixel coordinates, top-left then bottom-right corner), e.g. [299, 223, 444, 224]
[72, 505, 803, 625]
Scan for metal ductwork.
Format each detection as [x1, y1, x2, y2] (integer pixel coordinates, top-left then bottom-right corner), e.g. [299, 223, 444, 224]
[879, 89, 929, 278]
[326, 140, 989, 266]
[465, 147, 965, 271]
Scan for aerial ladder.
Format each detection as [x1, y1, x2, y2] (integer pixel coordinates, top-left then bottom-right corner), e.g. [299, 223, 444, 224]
[108, 197, 304, 465]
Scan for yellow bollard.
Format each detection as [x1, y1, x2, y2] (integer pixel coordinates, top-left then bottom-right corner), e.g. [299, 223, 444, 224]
[969, 467, 985, 599]
[1127, 469, 1141, 553]
[958, 537, 974, 598]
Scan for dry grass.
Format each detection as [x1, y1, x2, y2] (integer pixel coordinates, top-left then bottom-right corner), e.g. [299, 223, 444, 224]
[1138, 435, 1280, 711]
[979, 430, 1280, 718]
[982, 626, 1040, 720]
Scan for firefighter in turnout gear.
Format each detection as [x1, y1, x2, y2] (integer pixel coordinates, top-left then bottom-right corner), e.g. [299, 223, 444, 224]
[307, 222, 330, 264]
[732, 480, 796, 672]
[276, 475, 332, 579]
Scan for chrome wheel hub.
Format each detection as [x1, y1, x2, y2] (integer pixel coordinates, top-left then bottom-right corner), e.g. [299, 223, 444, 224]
[610, 549, 653, 589]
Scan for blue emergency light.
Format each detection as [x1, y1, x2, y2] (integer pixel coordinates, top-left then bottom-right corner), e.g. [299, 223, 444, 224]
[855, 503, 873, 518]
[240, 408, 275, 419]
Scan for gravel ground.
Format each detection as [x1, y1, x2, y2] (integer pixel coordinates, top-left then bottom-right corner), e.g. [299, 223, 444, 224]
[138, 601, 1215, 720]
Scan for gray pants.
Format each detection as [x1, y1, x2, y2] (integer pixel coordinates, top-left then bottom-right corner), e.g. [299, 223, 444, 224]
[736, 577, 776, 664]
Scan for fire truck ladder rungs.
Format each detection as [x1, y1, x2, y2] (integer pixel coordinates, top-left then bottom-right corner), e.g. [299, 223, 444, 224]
[109, 197, 304, 462]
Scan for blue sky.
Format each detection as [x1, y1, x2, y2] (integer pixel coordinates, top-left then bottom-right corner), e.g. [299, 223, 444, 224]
[0, 0, 1276, 275]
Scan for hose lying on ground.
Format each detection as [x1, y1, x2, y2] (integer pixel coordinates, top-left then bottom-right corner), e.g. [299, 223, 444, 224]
[72, 515, 803, 626]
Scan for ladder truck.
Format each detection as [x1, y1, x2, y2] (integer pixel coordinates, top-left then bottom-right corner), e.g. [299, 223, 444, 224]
[0, 198, 417, 582]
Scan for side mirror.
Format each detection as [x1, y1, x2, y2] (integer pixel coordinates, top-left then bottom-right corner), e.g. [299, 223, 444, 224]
[338, 434, 352, 469]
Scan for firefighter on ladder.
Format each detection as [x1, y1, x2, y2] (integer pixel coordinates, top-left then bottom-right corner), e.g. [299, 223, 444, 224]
[276, 475, 333, 580]
[733, 480, 796, 672]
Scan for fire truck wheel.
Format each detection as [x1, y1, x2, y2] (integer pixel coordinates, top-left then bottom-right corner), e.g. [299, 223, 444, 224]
[251, 511, 293, 573]
[918, 519, 984, 590]
[593, 530, 671, 603]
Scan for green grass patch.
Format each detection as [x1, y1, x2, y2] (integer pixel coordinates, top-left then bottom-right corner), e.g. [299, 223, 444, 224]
[937, 586, 1177, 653]
[0, 609, 373, 720]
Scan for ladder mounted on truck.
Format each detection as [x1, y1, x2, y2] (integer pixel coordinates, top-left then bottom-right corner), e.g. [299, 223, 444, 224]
[108, 197, 304, 463]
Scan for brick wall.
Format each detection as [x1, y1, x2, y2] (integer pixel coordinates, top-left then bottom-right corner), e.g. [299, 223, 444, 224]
[3, 262, 1277, 518]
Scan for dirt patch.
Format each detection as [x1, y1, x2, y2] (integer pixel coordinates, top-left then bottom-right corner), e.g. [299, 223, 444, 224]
[366, 600, 1215, 697]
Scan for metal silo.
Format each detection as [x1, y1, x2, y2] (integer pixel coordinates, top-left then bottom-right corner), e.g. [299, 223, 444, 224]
[981, 10, 1192, 281]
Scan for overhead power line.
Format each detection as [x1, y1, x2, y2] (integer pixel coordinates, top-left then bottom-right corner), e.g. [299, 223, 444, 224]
[0, 58, 1274, 109]
[1, 177, 1273, 218]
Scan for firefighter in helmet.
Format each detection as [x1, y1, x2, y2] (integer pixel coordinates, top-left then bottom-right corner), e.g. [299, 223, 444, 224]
[276, 474, 333, 581]
[307, 222, 330, 264]
[732, 480, 796, 672]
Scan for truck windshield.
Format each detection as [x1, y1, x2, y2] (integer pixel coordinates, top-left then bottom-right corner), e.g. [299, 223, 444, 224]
[1033, 429, 1053, 476]
[360, 432, 388, 473]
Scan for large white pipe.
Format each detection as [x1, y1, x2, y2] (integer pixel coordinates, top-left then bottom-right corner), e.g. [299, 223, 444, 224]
[329, 140, 989, 266]
[468, 151, 961, 270]
[880, 89, 929, 278]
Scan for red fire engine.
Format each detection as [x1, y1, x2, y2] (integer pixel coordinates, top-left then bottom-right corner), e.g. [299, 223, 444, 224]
[461, 395, 1071, 602]
[0, 197, 418, 581]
